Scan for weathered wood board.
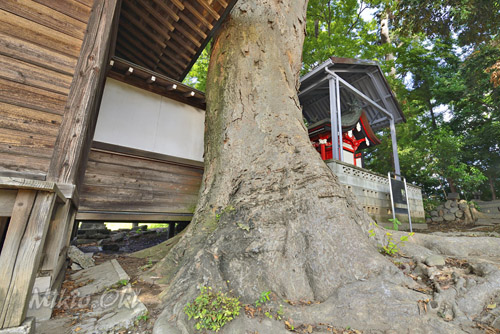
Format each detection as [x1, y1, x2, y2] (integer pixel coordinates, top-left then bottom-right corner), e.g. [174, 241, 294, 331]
[0, 0, 93, 176]
[78, 148, 203, 221]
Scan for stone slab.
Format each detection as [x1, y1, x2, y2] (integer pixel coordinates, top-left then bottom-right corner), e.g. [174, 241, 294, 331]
[79, 286, 147, 333]
[0, 318, 35, 334]
[32, 276, 51, 294]
[36, 318, 72, 334]
[68, 245, 95, 269]
[36, 261, 147, 334]
[70, 259, 129, 297]
[26, 290, 57, 322]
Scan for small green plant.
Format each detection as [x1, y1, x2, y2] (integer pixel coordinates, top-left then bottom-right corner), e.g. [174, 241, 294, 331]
[388, 217, 401, 231]
[139, 258, 154, 271]
[255, 291, 271, 307]
[368, 223, 414, 256]
[184, 286, 240, 332]
[117, 279, 129, 286]
[381, 231, 414, 256]
[136, 311, 149, 322]
[276, 304, 284, 320]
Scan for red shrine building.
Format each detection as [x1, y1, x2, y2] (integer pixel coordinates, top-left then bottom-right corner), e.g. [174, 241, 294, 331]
[299, 57, 425, 227]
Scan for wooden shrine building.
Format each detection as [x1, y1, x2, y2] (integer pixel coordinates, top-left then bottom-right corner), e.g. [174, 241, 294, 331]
[0, 0, 235, 329]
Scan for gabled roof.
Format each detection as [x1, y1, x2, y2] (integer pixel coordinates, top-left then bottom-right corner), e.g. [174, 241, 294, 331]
[299, 57, 405, 132]
[113, 0, 237, 82]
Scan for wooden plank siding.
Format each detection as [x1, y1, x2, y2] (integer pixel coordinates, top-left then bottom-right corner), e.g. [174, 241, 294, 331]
[0, 0, 94, 176]
[78, 148, 203, 220]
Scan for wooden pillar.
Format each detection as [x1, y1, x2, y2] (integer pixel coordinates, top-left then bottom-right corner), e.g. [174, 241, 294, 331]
[168, 222, 176, 239]
[0, 190, 56, 328]
[42, 0, 121, 277]
[0, 0, 121, 328]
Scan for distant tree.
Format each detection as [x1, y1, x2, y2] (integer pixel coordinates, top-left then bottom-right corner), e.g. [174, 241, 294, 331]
[394, 0, 500, 47]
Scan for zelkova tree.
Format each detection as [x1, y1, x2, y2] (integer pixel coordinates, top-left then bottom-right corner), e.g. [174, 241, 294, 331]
[147, 1, 500, 333]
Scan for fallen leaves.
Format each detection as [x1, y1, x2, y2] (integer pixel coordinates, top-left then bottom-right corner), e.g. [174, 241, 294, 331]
[417, 299, 430, 314]
[445, 258, 469, 269]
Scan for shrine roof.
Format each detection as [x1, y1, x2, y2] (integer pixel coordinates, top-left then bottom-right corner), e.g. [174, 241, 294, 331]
[299, 57, 405, 131]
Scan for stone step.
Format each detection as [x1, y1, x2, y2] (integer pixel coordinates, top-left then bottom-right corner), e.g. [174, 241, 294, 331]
[476, 218, 500, 226]
[475, 200, 500, 209]
[476, 212, 500, 219]
[379, 222, 428, 231]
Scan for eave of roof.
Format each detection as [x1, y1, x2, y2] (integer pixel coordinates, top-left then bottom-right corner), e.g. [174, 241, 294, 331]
[299, 57, 406, 131]
[114, 0, 238, 82]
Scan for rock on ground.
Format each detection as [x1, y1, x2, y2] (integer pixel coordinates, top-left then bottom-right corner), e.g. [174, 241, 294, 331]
[67, 245, 95, 269]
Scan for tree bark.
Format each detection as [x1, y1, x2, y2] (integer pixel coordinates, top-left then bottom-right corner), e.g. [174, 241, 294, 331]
[380, 7, 396, 76]
[489, 174, 497, 200]
[447, 177, 458, 194]
[148, 1, 487, 333]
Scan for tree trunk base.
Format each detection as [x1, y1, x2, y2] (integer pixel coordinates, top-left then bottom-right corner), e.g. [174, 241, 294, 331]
[150, 229, 500, 334]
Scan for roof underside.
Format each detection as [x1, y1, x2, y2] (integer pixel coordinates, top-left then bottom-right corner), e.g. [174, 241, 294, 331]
[114, 0, 237, 82]
[299, 57, 405, 132]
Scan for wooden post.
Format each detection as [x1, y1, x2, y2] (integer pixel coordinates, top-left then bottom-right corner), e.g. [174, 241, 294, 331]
[43, 0, 121, 277]
[0, 190, 56, 328]
[41, 201, 72, 274]
[168, 222, 175, 238]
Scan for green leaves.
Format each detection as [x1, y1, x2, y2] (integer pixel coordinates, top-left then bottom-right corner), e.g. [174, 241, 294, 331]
[255, 291, 271, 307]
[184, 286, 241, 332]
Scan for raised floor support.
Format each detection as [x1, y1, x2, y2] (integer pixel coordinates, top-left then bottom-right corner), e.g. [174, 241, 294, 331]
[0, 190, 56, 328]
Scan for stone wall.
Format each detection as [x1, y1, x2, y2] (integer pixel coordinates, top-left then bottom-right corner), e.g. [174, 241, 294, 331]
[326, 160, 426, 224]
[427, 199, 476, 225]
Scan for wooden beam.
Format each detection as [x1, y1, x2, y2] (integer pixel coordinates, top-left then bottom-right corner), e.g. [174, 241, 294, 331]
[165, 38, 195, 59]
[0, 191, 55, 328]
[134, 0, 174, 32]
[48, 0, 120, 188]
[150, 0, 180, 22]
[76, 211, 193, 222]
[107, 71, 205, 109]
[41, 201, 72, 274]
[170, 0, 184, 11]
[172, 22, 202, 48]
[216, 0, 229, 8]
[120, 10, 167, 48]
[178, 12, 207, 39]
[184, 2, 213, 29]
[179, 0, 239, 81]
[119, 20, 164, 55]
[157, 61, 183, 76]
[0, 190, 17, 217]
[124, 0, 174, 40]
[169, 31, 197, 55]
[196, 0, 220, 20]
[117, 35, 157, 68]
[115, 45, 147, 69]
[160, 52, 188, 70]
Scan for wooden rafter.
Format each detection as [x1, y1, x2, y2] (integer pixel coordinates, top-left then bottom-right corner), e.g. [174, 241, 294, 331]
[114, 0, 238, 81]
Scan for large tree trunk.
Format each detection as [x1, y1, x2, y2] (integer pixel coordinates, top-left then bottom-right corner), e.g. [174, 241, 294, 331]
[147, 1, 498, 333]
[380, 7, 396, 76]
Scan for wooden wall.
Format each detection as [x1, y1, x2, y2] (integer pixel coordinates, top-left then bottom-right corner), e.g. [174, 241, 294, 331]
[0, 0, 94, 176]
[78, 147, 203, 221]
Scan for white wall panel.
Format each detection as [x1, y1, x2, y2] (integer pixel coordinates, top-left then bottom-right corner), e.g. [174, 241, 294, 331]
[94, 78, 205, 162]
